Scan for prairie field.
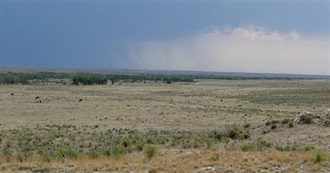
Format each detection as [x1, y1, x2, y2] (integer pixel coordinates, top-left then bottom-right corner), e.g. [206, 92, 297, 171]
[0, 79, 330, 172]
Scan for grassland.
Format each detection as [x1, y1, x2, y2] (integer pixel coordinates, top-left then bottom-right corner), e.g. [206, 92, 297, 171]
[0, 79, 329, 172]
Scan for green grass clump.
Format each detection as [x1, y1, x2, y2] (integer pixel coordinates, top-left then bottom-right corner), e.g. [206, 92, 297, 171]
[42, 153, 53, 163]
[241, 144, 256, 152]
[303, 145, 315, 152]
[256, 138, 272, 151]
[112, 145, 125, 158]
[55, 146, 79, 160]
[144, 145, 157, 160]
[314, 152, 327, 163]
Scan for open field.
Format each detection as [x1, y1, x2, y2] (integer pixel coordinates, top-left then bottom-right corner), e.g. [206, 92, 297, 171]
[0, 79, 330, 172]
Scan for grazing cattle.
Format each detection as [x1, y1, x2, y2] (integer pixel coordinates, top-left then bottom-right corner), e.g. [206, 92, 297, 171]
[10, 93, 14, 96]
[35, 96, 40, 99]
[79, 99, 83, 102]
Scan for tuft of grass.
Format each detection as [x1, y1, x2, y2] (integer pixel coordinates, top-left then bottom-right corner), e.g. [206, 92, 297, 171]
[256, 138, 272, 151]
[89, 151, 100, 159]
[144, 145, 157, 160]
[206, 140, 213, 149]
[55, 146, 79, 160]
[42, 153, 53, 163]
[303, 145, 315, 152]
[241, 144, 256, 152]
[16, 153, 24, 163]
[313, 152, 327, 163]
[112, 145, 125, 158]
[135, 143, 145, 152]
[122, 139, 131, 148]
[210, 153, 220, 161]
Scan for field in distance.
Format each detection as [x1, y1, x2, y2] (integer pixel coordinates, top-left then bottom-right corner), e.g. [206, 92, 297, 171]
[0, 79, 329, 172]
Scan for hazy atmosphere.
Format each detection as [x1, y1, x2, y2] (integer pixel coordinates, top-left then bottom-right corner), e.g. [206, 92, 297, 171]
[1, 1, 329, 75]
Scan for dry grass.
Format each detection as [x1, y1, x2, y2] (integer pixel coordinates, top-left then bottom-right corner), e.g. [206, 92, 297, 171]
[1, 148, 329, 172]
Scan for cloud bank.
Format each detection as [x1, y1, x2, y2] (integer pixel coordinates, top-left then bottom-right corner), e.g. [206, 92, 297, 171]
[129, 27, 329, 75]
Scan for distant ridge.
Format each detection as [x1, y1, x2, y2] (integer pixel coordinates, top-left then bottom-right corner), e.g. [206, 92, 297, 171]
[0, 66, 329, 79]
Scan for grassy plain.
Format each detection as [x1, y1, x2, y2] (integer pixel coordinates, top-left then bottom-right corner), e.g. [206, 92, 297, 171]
[0, 79, 329, 172]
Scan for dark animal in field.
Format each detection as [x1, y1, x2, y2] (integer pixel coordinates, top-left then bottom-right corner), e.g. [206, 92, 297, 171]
[35, 96, 40, 99]
[79, 99, 83, 102]
[11, 93, 14, 96]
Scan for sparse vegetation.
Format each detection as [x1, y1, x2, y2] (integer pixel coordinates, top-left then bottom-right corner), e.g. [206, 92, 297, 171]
[0, 78, 329, 172]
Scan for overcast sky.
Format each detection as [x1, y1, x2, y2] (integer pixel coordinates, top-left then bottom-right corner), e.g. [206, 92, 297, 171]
[1, 0, 329, 75]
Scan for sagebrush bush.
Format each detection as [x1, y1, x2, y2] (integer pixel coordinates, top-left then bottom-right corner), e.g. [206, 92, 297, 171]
[300, 114, 313, 124]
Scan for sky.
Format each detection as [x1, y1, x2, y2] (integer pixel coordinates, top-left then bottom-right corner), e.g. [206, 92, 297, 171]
[0, 0, 329, 75]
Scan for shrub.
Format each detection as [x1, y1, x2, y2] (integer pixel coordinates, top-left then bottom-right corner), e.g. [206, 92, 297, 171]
[303, 145, 315, 152]
[244, 123, 250, 128]
[227, 127, 250, 140]
[256, 138, 272, 151]
[288, 121, 294, 128]
[300, 114, 313, 124]
[271, 124, 277, 129]
[325, 120, 330, 127]
[262, 129, 270, 134]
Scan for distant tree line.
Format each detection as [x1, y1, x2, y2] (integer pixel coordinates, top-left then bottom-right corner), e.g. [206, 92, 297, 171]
[0, 72, 307, 85]
[0, 72, 76, 85]
[0, 72, 194, 85]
